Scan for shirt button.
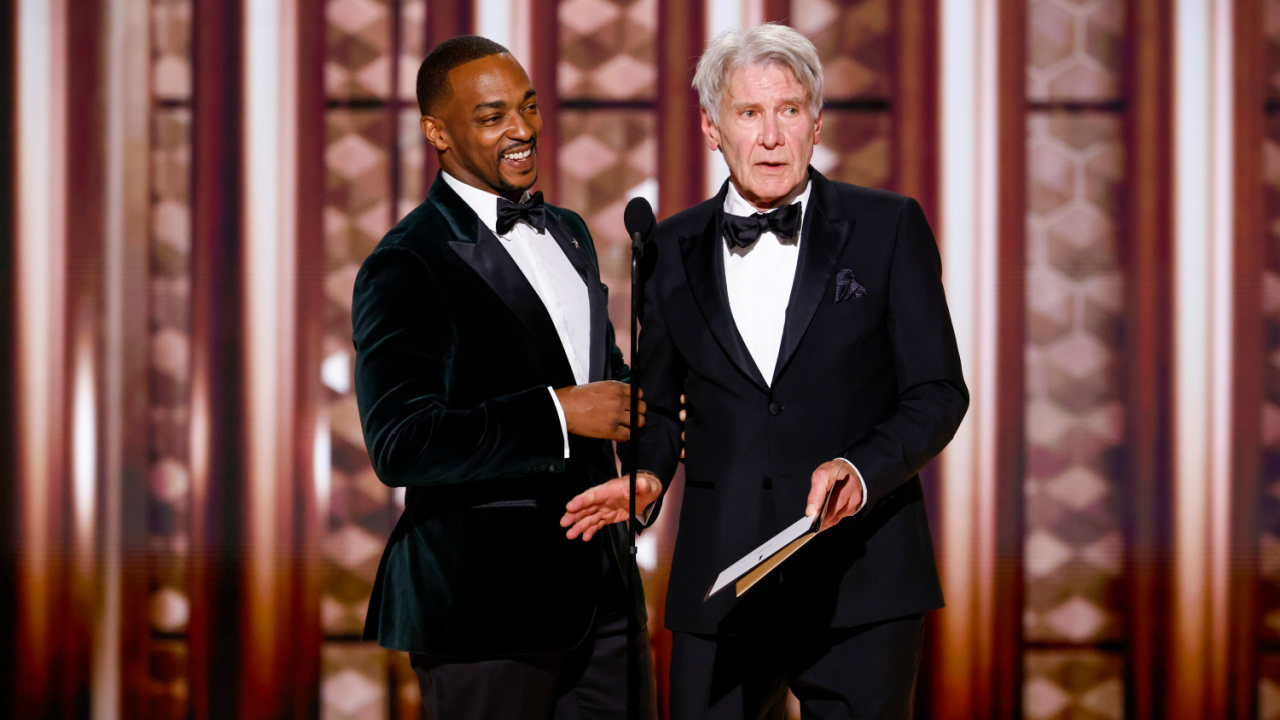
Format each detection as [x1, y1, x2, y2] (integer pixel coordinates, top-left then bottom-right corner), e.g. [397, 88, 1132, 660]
[768, 402, 782, 416]
[762, 475, 774, 489]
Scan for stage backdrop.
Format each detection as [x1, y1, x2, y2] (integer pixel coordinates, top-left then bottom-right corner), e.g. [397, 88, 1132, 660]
[2, 1, 1274, 719]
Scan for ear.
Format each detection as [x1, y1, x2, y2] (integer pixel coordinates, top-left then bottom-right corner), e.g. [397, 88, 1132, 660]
[700, 108, 720, 152]
[421, 115, 449, 152]
[812, 110, 823, 147]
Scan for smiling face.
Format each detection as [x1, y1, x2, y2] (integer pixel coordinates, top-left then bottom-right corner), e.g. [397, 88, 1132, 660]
[421, 52, 541, 201]
[703, 63, 821, 210]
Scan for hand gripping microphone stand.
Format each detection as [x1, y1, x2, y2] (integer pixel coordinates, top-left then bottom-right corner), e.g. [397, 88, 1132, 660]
[622, 197, 655, 720]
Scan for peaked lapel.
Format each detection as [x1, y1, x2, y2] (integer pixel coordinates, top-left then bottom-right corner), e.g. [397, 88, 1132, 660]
[545, 210, 607, 382]
[679, 184, 769, 392]
[428, 173, 578, 387]
[773, 170, 853, 383]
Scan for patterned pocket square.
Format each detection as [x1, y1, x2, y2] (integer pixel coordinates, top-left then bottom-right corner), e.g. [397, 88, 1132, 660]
[834, 269, 867, 302]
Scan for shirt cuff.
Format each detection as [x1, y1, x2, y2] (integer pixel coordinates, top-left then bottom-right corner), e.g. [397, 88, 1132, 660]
[836, 458, 868, 515]
[636, 503, 656, 525]
[633, 471, 662, 525]
[547, 386, 570, 459]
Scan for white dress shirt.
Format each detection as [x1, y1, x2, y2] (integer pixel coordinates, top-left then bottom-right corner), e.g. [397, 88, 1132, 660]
[722, 181, 811, 383]
[721, 179, 867, 515]
[443, 172, 588, 458]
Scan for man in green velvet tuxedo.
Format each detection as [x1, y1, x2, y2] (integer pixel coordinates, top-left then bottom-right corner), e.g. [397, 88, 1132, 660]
[352, 36, 656, 719]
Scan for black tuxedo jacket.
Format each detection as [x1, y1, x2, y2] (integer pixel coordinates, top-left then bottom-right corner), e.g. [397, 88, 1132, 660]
[631, 170, 968, 635]
[352, 173, 640, 657]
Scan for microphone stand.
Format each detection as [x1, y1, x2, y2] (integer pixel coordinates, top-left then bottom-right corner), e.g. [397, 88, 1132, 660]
[627, 229, 643, 720]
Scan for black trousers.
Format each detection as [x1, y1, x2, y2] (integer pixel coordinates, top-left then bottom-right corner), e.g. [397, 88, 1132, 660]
[669, 613, 926, 720]
[411, 551, 656, 720]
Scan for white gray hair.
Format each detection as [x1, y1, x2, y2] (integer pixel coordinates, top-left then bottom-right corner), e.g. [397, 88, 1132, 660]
[692, 23, 824, 126]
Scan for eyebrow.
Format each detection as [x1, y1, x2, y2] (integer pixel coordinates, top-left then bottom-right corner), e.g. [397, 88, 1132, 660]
[473, 89, 537, 113]
[737, 98, 805, 108]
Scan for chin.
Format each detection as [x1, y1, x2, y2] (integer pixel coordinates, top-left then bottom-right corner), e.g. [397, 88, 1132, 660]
[746, 178, 799, 204]
[498, 170, 538, 195]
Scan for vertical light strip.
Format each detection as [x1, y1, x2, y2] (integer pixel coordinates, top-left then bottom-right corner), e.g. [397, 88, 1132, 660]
[16, 0, 68, 684]
[476, 0, 512, 44]
[513, 0, 533, 71]
[72, 316, 97, 557]
[242, 0, 296, 690]
[938, 0, 1000, 713]
[702, 0, 764, 197]
[97, 3, 126, 714]
[314, 415, 331, 526]
[97, 1, 150, 717]
[704, 0, 764, 50]
[1206, 1, 1235, 710]
[1173, 0, 1234, 715]
[477, 0, 531, 64]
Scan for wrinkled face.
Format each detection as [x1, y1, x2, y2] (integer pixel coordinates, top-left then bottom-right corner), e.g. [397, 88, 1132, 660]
[703, 63, 821, 210]
[422, 53, 541, 200]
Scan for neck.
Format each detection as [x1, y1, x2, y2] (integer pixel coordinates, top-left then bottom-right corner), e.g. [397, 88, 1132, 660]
[439, 161, 529, 203]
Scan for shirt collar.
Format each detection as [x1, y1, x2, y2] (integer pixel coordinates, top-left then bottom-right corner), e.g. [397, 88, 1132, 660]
[723, 174, 812, 219]
[441, 171, 531, 237]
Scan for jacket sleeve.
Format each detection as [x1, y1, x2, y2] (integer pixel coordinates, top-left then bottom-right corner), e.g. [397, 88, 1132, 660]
[352, 246, 565, 487]
[842, 198, 970, 511]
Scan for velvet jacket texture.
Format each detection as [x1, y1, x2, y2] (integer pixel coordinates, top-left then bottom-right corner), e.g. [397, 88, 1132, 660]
[630, 170, 969, 635]
[353, 173, 640, 657]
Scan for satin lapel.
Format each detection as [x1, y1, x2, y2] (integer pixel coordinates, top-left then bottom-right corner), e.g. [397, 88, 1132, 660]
[679, 212, 769, 391]
[773, 172, 853, 384]
[545, 212, 607, 382]
[433, 178, 577, 387]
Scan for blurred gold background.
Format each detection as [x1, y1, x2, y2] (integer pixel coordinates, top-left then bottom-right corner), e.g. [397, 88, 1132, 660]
[1, 0, 1272, 718]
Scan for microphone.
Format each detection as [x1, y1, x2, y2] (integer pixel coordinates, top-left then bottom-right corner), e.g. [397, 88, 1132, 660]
[624, 197, 655, 254]
[622, 194, 655, 720]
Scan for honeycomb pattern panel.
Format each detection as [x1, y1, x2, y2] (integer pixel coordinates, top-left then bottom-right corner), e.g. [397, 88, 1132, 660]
[399, 0, 427, 102]
[558, 0, 657, 100]
[152, 0, 192, 101]
[322, 108, 398, 636]
[558, 109, 657, 361]
[1024, 649, 1124, 720]
[321, 642, 390, 720]
[1268, 0, 1280, 101]
[145, 640, 190, 720]
[1024, 112, 1126, 644]
[811, 110, 892, 191]
[792, 0, 892, 101]
[1028, 0, 1124, 103]
[391, 650, 422, 719]
[327, 0, 394, 100]
[1260, 113, 1280, 639]
[148, 107, 193, 638]
[399, 107, 426, 217]
[1261, 653, 1280, 720]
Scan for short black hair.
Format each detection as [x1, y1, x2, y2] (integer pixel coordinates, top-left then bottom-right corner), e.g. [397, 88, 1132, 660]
[416, 35, 511, 115]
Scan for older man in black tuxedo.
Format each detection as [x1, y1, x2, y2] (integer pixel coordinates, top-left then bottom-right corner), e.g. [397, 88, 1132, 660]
[352, 36, 656, 719]
[572, 23, 968, 720]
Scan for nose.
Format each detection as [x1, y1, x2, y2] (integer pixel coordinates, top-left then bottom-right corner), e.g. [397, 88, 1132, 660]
[759, 111, 782, 149]
[510, 112, 534, 141]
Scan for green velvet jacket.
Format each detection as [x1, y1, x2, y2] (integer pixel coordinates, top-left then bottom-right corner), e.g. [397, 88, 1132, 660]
[352, 173, 643, 657]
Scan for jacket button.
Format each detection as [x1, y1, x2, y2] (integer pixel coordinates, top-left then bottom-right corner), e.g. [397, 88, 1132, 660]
[762, 475, 773, 489]
[768, 402, 782, 416]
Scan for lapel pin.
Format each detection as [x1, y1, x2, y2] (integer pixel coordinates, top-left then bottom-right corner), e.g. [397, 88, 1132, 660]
[571, 238, 580, 250]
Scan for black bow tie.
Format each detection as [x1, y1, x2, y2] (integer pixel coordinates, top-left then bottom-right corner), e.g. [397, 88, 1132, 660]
[721, 202, 802, 249]
[496, 191, 547, 235]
